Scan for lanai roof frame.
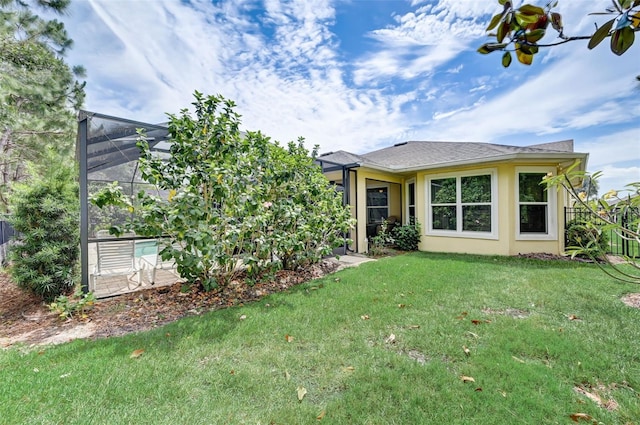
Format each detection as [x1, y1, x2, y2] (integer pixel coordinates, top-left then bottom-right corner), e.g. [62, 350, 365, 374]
[77, 110, 171, 294]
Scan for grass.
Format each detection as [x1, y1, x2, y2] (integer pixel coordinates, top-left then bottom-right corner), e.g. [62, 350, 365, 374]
[2, 252, 640, 424]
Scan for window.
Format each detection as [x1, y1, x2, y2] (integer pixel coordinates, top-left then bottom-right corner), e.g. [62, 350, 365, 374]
[427, 170, 497, 238]
[367, 186, 388, 225]
[406, 181, 416, 224]
[516, 168, 556, 240]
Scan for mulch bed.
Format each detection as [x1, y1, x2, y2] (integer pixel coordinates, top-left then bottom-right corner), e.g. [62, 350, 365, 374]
[0, 260, 339, 348]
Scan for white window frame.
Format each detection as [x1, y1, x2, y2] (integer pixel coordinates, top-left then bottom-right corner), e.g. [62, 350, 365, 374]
[515, 167, 557, 241]
[366, 183, 390, 225]
[425, 168, 498, 240]
[405, 179, 416, 225]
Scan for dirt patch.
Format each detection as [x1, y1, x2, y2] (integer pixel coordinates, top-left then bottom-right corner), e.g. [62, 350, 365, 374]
[621, 293, 640, 309]
[516, 252, 592, 262]
[0, 260, 339, 349]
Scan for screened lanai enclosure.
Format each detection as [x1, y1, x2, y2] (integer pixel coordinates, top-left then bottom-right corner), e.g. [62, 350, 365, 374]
[78, 111, 179, 298]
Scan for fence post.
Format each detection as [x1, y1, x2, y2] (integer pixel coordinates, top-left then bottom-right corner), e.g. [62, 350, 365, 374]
[622, 209, 629, 257]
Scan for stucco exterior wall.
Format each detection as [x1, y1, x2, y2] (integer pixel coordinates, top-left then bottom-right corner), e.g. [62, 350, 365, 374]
[346, 161, 569, 256]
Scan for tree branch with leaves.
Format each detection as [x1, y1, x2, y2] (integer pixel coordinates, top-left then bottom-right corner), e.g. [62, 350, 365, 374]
[478, 0, 640, 67]
[543, 162, 640, 284]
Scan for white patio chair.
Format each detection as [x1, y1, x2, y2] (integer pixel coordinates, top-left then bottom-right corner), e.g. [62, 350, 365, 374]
[139, 240, 182, 284]
[91, 233, 141, 290]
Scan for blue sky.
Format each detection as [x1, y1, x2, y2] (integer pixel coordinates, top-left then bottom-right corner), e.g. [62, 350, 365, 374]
[58, 0, 639, 194]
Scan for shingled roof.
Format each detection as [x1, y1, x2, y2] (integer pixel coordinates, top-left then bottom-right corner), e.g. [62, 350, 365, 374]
[318, 140, 585, 172]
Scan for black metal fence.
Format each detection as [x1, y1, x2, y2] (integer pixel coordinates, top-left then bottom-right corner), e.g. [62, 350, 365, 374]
[565, 207, 639, 257]
[0, 219, 15, 265]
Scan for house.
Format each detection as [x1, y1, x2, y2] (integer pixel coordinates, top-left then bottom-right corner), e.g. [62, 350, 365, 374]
[317, 140, 588, 256]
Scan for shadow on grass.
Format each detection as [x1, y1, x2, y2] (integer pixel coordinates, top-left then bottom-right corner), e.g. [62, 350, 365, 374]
[407, 250, 596, 270]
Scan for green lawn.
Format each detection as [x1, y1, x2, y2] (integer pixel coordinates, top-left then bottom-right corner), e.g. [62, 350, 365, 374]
[2, 252, 640, 424]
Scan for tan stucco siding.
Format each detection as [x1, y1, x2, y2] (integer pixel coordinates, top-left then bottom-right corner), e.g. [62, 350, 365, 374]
[416, 161, 567, 256]
[388, 183, 402, 220]
[335, 160, 569, 256]
[354, 169, 405, 252]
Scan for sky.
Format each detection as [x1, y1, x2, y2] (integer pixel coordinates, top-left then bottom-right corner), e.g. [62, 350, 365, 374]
[55, 0, 639, 195]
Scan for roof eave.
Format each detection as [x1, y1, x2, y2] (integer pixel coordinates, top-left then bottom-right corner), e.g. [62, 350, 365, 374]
[362, 152, 589, 174]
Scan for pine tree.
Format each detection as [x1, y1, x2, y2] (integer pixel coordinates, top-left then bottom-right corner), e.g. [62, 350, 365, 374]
[0, 0, 85, 212]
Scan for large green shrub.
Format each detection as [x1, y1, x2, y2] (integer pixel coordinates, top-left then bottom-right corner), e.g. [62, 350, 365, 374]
[8, 166, 79, 300]
[92, 92, 354, 290]
[566, 218, 609, 258]
[391, 220, 421, 251]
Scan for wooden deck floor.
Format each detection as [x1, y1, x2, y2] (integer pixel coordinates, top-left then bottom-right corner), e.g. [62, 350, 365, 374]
[92, 268, 181, 299]
[89, 241, 182, 299]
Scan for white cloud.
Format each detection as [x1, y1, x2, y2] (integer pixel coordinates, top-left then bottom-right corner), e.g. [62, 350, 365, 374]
[422, 40, 639, 141]
[57, 0, 637, 194]
[580, 129, 640, 169]
[59, 0, 418, 153]
[597, 165, 640, 194]
[351, 0, 498, 85]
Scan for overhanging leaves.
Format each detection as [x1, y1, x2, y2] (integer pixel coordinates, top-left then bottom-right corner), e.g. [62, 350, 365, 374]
[486, 13, 503, 31]
[477, 42, 507, 54]
[525, 28, 546, 43]
[502, 51, 512, 67]
[588, 18, 615, 49]
[515, 43, 534, 64]
[519, 4, 545, 15]
[610, 26, 635, 55]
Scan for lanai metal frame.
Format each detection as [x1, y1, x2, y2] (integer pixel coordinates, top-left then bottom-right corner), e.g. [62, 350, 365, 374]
[77, 111, 170, 293]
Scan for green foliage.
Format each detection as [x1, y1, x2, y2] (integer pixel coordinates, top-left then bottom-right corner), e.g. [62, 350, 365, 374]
[479, 0, 640, 67]
[92, 92, 354, 290]
[48, 289, 96, 319]
[368, 219, 394, 256]
[391, 220, 421, 251]
[0, 0, 85, 213]
[8, 164, 79, 300]
[565, 218, 610, 258]
[543, 161, 640, 283]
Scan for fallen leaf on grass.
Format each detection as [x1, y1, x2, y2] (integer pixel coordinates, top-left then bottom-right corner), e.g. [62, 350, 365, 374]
[239, 314, 247, 320]
[568, 314, 582, 321]
[385, 333, 396, 344]
[574, 384, 619, 411]
[317, 410, 326, 420]
[360, 315, 370, 320]
[342, 366, 355, 373]
[471, 319, 491, 325]
[398, 304, 406, 308]
[456, 312, 468, 320]
[474, 387, 482, 392]
[285, 334, 294, 343]
[463, 346, 470, 356]
[130, 349, 144, 358]
[407, 325, 420, 329]
[569, 413, 593, 423]
[460, 376, 475, 383]
[297, 386, 307, 401]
